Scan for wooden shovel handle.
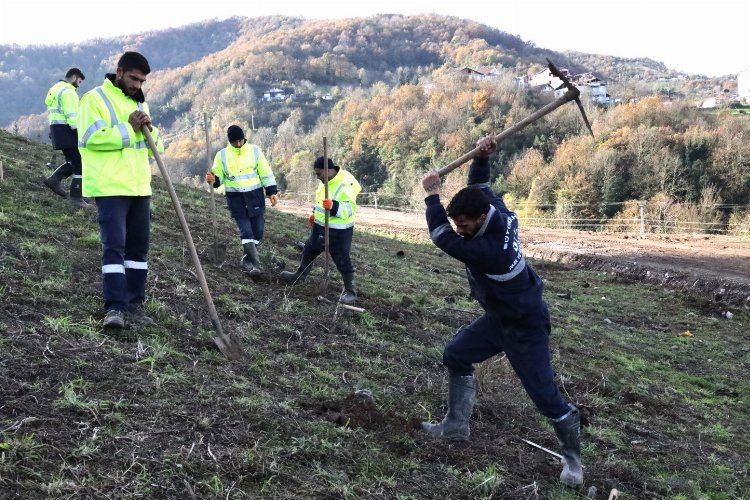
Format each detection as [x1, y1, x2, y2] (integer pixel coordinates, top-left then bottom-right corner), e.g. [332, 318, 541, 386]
[142, 128, 225, 338]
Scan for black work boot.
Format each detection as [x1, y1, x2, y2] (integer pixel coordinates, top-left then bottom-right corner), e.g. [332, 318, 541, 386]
[103, 310, 125, 329]
[340, 272, 357, 305]
[280, 252, 315, 284]
[241, 242, 263, 276]
[68, 177, 95, 210]
[551, 406, 584, 488]
[421, 375, 476, 441]
[43, 161, 73, 198]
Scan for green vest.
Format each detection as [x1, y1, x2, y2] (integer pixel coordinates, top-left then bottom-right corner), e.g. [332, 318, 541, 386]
[314, 169, 361, 229]
[78, 77, 163, 197]
[211, 142, 276, 193]
[45, 81, 79, 128]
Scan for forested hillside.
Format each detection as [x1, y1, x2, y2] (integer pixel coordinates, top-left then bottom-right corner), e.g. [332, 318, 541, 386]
[4, 14, 749, 233]
[0, 17, 248, 126]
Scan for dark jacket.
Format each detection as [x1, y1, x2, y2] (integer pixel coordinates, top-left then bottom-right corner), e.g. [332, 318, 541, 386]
[424, 156, 548, 329]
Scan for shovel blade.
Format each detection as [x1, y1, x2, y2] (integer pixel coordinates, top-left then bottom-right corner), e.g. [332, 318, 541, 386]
[213, 332, 245, 360]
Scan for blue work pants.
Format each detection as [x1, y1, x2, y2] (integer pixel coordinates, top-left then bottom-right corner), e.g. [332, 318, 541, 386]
[95, 196, 150, 312]
[226, 191, 265, 245]
[303, 224, 354, 275]
[442, 312, 570, 419]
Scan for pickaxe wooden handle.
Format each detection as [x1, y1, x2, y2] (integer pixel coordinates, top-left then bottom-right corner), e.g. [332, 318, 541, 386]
[437, 59, 594, 177]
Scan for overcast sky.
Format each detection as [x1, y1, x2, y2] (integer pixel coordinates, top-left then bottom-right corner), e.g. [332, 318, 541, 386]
[1, 0, 747, 77]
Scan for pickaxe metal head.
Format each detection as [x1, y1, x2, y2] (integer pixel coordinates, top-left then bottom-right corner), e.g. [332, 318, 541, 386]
[546, 58, 594, 137]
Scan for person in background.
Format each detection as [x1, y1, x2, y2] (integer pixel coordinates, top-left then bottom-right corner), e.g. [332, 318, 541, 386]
[280, 156, 361, 305]
[78, 52, 163, 328]
[205, 125, 278, 276]
[43, 67, 93, 209]
[419, 136, 583, 488]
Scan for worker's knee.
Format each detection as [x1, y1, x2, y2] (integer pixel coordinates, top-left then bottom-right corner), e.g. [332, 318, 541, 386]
[442, 341, 472, 376]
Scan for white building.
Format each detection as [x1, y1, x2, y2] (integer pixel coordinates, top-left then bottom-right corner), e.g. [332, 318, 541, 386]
[529, 68, 610, 105]
[262, 88, 288, 102]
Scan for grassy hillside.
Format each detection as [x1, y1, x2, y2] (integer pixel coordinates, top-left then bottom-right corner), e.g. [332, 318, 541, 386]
[0, 129, 748, 498]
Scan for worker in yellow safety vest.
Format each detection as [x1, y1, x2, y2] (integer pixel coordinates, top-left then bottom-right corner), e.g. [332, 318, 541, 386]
[43, 67, 93, 209]
[78, 52, 164, 329]
[280, 156, 361, 304]
[205, 125, 279, 276]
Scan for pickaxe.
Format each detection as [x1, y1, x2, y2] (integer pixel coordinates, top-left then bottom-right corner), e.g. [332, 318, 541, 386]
[437, 58, 594, 177]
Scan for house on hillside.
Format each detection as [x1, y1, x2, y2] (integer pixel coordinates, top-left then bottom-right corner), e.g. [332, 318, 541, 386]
[739, 67, 750, 104]
[524, 67, 611, 105]
[262, 87, 294, 102]
[458, 67, 501, 81]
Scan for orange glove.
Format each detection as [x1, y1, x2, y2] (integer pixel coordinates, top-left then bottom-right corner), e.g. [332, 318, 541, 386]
[269, 194, 279, 207]
[205, 172, 216, 184]
[308, 214, 315, 227]
[322, 198, 333, 210]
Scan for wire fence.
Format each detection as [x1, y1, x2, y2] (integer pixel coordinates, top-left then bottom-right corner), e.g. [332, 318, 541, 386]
[280, 190, 750, 236]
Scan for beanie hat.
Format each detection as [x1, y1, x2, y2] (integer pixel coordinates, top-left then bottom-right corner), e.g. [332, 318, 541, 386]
[313, 156, 338, 170]
[227, 125, 245, 142]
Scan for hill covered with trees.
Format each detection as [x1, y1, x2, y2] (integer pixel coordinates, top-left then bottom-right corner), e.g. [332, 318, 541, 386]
[4, 14, 748, 232]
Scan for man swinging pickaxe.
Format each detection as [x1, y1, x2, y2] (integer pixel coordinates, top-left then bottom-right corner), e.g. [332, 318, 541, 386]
[436, 59, 594, 177]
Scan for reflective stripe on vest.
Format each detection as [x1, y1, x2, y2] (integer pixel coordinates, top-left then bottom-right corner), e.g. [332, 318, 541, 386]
[48, 84, 74, 125]
[220, 147, 262, 192]
[79, 88, 146, 149]
[484, 256, 526, 282]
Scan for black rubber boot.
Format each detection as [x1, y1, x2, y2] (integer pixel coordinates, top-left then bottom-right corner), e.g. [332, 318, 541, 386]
[68, 176, 95, 210]
[241, 242, 263, 276]
[43, 161, 73, 198]
[280, 252, 315, 284]
[551, 406, 584, 487]
[421, 375, 476, 441]
[340, 272, 357, 305]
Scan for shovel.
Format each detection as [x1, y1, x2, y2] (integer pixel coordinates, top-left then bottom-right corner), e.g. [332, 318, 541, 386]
[202, 113, 226, 263]
[143, 127, 245, 360]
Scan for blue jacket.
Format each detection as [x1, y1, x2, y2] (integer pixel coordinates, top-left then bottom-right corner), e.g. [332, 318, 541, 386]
[424, 156, 548, 329]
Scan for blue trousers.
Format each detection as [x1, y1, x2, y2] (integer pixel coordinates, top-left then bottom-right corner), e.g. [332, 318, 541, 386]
[61, 147, 83, 198]
[95, 196, 150, 313]
[226, 191, 265, 245]
[442, 312, 570, 419]
[303, 224, 354, 275]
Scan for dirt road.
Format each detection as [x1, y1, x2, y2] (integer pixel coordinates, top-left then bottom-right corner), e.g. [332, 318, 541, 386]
[274, 199, 750, 306]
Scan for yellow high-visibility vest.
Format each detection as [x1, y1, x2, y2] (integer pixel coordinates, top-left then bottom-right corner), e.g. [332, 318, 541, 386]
[45, 81, 79, 128]
[78, 76, 163, 197]
[211, 142, 276, 193]
[314, 169, 361, 229]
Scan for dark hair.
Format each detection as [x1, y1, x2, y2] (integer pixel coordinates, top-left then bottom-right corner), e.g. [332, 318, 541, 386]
[117, 51, 151, 74]
[65, 68, 85, 80]
[313, 156, 339, 172]
[446, 187, 490, 219]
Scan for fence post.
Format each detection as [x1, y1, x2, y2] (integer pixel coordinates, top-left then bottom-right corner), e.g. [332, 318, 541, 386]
[373, 194, 378, 209]
[0, 159, 4, 182]
[639, 203, 645, 234]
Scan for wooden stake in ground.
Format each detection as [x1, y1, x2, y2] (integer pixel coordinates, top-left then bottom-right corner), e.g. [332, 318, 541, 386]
[143, 127, 244, 360]
[322, 136, 330, 291]
[202, 113, 223, 262]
